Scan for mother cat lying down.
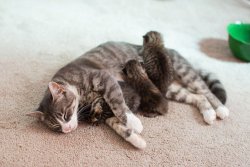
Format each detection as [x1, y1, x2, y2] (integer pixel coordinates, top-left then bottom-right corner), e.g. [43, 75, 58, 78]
[28, 31, 229, 149]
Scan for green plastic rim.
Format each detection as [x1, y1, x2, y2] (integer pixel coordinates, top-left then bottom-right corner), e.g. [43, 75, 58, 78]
[227, 23, 250, 62]
[227, 23, 250, 44]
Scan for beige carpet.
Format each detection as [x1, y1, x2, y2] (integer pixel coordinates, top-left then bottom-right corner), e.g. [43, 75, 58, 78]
[0, 0, 250, 166]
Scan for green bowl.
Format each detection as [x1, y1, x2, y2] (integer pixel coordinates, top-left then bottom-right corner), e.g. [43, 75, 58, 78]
[227, 23, 250, 62]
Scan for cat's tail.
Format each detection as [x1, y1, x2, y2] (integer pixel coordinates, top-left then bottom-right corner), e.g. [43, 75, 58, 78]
[105, 117, 146, 149]
[197, 70, 227, 104]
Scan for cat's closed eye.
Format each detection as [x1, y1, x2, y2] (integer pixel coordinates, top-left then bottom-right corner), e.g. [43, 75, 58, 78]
[64, 114, 70, 122]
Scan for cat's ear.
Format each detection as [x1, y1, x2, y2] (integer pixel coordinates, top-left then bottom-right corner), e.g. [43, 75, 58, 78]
[48, 81, 65, 100]
[26, 111, 45, 121]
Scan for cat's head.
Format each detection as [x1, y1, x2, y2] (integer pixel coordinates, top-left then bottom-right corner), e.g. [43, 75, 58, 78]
[27, 82, 79, 133]
[143, 31, 164, 47]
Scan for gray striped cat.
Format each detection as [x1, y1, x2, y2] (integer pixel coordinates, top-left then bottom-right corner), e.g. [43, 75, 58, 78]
[28, 31, 229, 149]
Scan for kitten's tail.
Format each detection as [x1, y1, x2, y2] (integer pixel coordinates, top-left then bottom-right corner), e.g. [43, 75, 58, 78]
[105, 117, 146, 149]
[197, 70, 227, 104]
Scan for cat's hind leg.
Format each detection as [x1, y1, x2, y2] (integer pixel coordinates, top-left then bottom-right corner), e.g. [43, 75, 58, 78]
[166, 82, 216, 124]
[202, 92, 229, 120]
[196, 71, 229, 119]
[105, 117, 146, 149]
[175, 65, 229, 120]
[186, 79, 229, 120]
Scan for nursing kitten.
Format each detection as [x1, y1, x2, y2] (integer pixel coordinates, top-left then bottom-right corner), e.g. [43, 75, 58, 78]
[123, 59, 169, 117]
[142, 31, 174, 94]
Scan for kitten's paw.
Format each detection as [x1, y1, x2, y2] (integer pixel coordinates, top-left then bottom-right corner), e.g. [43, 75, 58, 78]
[203, 109, 216, 125]
[216, 106, 229, 119]
[126, 131, 146, 149]
[126, 112, 143, 134]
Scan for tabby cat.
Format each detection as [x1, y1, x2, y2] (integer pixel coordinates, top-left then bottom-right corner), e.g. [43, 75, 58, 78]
[28, 31, 229, 149]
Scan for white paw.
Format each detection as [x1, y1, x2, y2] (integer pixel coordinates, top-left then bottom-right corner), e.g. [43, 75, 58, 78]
[126, 131, 146, 149]
[216, 106, 229, 119]
[126, 112, 143, 134]
[203, 109, 216, 125]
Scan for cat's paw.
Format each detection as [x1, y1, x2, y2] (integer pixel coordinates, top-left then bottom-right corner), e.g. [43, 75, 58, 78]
[203, 109, 216, 125]
[126, 131, 146, 149]
[126, 112, 143, 134]
[216, 106, 229, 119]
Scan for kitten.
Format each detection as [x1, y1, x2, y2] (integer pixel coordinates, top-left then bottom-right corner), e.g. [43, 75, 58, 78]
[122, 59, 169, 117]
[142, 31, 174, 94]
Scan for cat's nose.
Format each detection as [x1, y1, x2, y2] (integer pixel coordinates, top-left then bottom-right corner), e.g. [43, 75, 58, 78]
[62, 125, 72, 133]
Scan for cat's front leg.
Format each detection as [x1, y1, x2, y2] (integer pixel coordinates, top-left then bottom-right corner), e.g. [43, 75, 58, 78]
[105, 117, 146, 149]
[90, 71, 143, 133]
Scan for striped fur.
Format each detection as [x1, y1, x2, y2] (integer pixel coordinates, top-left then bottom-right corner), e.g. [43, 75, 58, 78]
[166, 49, 229, 124]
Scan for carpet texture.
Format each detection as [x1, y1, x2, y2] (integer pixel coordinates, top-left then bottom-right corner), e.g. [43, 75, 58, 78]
[0, 0, 250, 166]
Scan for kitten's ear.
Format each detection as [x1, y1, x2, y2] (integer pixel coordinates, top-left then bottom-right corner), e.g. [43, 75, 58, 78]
[48, 81, 65, 100]
[143, 35, 149, 43]
[26, 111, 45, 121]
